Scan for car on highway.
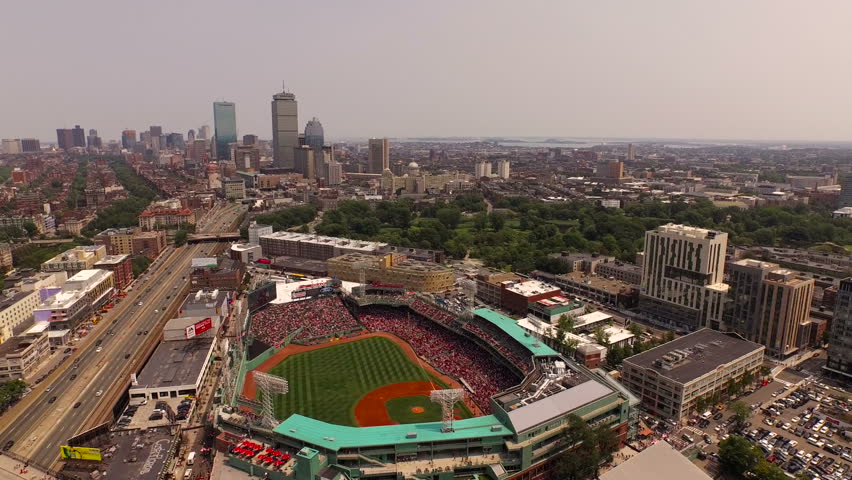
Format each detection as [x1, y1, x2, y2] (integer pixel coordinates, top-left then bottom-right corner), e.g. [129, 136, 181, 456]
[69, 374, 77, 381]
[138, 301, 143, 306]
[144, 330, 149, 335]
[124, 353, 131, 359]
[73, 402, 81, 408]
[3, 440, 14, 451]
[96, 347, 102, 353]
[48, 396, 57, 404]
[46, 386, 53, 392]
[95, 390, 103, 397]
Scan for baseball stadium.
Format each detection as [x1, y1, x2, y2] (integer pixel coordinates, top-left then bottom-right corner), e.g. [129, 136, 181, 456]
[219, 279, 639, 480]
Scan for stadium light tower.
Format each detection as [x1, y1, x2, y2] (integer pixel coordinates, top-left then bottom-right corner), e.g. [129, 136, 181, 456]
[430, 389, 465, 433]
[253, 371, 289, 429]
[353, 260, 371, 297]
[459, 278, 477, 311]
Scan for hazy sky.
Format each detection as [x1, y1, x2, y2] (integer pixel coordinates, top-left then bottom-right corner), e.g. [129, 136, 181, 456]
[3, 1, 852, 142]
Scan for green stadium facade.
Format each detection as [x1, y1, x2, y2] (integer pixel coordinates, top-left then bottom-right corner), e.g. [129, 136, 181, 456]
[224, 296, 640, 480]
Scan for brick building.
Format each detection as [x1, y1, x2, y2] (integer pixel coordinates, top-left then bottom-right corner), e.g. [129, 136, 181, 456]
[94, 254, 133, 290]
[189, 257, 245, 291]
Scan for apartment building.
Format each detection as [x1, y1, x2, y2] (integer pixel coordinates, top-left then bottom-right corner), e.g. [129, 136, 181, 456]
[40, 245, 106, 275]
[639, 224, 729, 332]
[0, 331, 50, 381]
[621, 329, 764, 421]
[0, 290, 41, 344]
[474, 268, 523, 307]
[94, 254, 134, 290]
[826, 278, 852, 379]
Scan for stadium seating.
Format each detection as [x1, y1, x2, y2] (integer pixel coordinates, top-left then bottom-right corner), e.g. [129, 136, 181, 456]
[250, 296, 360, 346]
[462, 321, 534, 373]
[360, 307, 519, 413]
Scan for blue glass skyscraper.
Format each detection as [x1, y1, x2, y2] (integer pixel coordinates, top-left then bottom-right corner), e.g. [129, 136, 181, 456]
[213, 101, 237, 160]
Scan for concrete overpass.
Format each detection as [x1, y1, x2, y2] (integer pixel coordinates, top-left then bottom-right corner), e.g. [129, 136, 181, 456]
[187, 232, 241, 243]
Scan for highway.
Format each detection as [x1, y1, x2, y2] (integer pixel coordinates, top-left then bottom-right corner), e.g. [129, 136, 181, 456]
[0, 202, 246, 469]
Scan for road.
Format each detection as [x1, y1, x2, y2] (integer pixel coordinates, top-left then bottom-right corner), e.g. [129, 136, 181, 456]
[0, 202, 246, 469]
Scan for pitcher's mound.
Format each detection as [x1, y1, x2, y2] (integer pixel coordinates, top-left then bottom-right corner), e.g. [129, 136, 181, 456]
[411, 406, 425, 414]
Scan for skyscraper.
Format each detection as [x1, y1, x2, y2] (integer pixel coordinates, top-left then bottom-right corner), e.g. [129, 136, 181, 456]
[305, 117, 324, 151]
[826, 278, 852, 379]
[87, 129, 102, 149]
[56, 129, 75, 150]
[497, 158, 511, 179]
[242, 134, 258, 146]
[840, 173, 852, 208]
[368, 138, 389, 173]
[187, 129, 196, 143]
[198, 125, 211, 140]
[627, 143, 636, 161]
[639, 223, 729, 331]
[271, 86, 298, 169]
[474, 160, 492, 179]
[121, 129, 137, 149]
[149, 126, 163, 137]
[20, 139, 40, 152]
[71, 125, 85, 148]
[213, 101, 237, 160]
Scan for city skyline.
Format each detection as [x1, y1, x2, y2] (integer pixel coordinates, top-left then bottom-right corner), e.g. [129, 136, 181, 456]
[4, 1, 852, 143]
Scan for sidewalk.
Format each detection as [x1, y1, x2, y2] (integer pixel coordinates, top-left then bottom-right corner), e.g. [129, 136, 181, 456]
[0, 455, 55, 480]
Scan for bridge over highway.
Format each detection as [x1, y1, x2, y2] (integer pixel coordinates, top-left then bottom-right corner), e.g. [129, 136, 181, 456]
[187, 232, 241, 243]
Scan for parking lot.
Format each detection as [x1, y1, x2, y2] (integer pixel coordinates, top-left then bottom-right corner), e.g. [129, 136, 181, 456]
[684, 378, 852, 479]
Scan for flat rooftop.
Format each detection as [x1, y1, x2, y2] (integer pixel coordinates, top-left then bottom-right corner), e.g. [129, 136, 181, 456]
[558, 271, 634, 295]
[94, 254, 130, 265]
[503, 279, 560, 297]
[624, 329, 764, 384]
[504, 378, 613, 433]
[0, 290, 34, 310]
[259, 231, 387, 252]
[600, 440, 711, 480]
[181, 289, 230, 310]
[654, 223, 725, 240]
[67, 268, 111, 284]
[133, 336, 214, 390]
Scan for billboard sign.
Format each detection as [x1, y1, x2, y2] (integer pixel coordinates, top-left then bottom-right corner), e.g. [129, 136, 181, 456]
[60, 446, 103, 461]
[291, 290, 307, 300]
[185, 317, 213, 339]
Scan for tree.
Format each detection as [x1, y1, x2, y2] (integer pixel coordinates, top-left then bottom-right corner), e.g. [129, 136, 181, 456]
[718, 436, 762, 478]
[730, 401, 750, 429]
[664, 331, 676, 343]
[174, 230, 188, 247]
[489, 213, 506, 231]
[436, 207, 462, 230]
[22, 222, 37, 237]
[627, 323, 644, 338]
[593, 327, 611, 346]
[473, 213, 489, 232]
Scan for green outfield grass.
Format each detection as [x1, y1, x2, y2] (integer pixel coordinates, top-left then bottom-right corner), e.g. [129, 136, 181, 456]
[266, 336, 434, 426]
[385, 395, 443, 424]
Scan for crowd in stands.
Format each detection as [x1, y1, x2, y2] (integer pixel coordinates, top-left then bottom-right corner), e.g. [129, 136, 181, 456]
[250, 296, 361, 346]
[360, 306, 519, 413]
[463, 321, 534, 374]
[410, 299, 459, 329]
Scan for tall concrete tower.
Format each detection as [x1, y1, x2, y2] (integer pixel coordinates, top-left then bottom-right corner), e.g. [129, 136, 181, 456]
[272, 84, 298, 169]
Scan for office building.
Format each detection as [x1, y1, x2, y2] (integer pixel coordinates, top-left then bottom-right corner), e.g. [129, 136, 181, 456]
[86, 129, 102, 149]
[500, 278, 563, 316]
[94, 254, 134, 290]
[198, 125, 211, 140]
[40, 245, 107, 275]
[621, 329, 764, 421]
[56, 128, 75, 150]
[271, 86, 298, 169]
[726, 259, 814, 358]
[242, 134, 257, 145]
[0, 331, 50, 381]
[638, 224, 729, 332]
[33, 269, 115, 331]
[248, 222, 272, 246]
[327, 161, 343, 185]
[0, 290, 42, 344]
[1, 139, 22, 154]
[213, 101, 237, 160]
[20, 138, 40, 152]
[189, 257, 245, 291]
[475, 268, 524, 307]
[497, 158, 510, 179]
[368, 138, 389, 173]
[138, 208, 195, 230]
[304, 117, 324, 152]
[234, 144, 260, 172]
[598, 160, 625, 180]
[327, 253, 454, 293]
[121, 129, 137, 149]
[626, 143, 636, 161]
[187, 129, 196, 143]
[222, 177, 246, 200]
[166, 132, 185, 149]
[826, 278, 852, 379]
[71, 125, 85, 148]
[841, 174, 852, 208]
[230, 243, 262, 264]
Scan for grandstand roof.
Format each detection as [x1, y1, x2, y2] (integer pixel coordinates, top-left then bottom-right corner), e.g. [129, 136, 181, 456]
[472, 308, 558, 357]
[274, 414, 508, 451]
